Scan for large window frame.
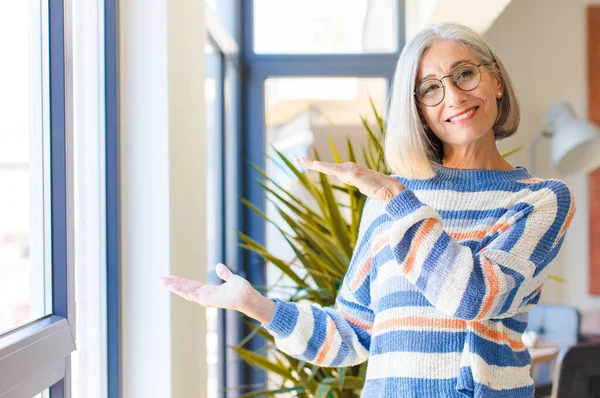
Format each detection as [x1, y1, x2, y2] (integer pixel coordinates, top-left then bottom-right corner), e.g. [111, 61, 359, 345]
[205, 2, 243, 398]
[105, 0, 120, 396]
[238, 0, 405, 392]
[0, 1, 76, 397]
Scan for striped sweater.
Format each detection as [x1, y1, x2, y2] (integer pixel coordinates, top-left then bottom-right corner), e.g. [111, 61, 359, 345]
[262, 166, 576, 397]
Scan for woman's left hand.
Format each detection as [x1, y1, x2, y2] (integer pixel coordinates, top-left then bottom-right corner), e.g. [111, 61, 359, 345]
[296, 157, 405, 202]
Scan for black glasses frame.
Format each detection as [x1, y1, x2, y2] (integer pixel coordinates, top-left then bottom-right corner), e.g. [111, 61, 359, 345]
[415, 62, 492, 107]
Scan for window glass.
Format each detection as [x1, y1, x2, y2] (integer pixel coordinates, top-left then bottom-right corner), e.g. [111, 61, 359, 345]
[253, 0, 398, 54]
[206, 0, 238, 40]
[0, 0, 52, 335]
[263, 77, 387, 296]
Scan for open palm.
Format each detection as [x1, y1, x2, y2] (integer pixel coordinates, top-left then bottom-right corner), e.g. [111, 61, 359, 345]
[296, 157, 405, 202]
[159, 263, 252, 311]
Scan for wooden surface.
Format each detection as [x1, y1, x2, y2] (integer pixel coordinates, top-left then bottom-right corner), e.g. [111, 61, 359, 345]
[589, 6, 600, 295]
[530, 346, 560, 366]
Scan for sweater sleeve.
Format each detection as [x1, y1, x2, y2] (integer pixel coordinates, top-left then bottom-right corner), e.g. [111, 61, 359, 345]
[260, 200, 377, 367]
[384, 181, 576, 321]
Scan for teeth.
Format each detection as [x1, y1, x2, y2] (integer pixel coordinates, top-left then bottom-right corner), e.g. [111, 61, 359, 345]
[449, 108, 476, 122]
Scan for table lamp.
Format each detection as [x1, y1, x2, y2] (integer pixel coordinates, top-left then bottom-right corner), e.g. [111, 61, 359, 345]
[529, 102, 600, 175]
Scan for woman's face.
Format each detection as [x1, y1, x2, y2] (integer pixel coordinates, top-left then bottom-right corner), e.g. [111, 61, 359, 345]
[416, 39, 503, 149]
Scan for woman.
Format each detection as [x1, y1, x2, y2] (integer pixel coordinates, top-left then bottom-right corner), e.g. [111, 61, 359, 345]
[160, 23, 576, 397]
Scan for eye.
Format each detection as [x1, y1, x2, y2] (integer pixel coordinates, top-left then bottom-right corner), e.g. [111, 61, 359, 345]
[455, 66, 477, 81]
[419, 81, 442, 97]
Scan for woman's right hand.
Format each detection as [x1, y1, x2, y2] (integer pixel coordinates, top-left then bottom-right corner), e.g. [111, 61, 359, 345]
[159, 263, 276, 324]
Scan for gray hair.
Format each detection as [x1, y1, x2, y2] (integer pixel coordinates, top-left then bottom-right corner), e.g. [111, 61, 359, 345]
[384, 23, 520, 179]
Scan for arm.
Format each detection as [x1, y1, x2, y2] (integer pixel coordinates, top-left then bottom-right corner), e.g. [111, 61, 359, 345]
[385, 181, 576, 321]
[260, 200, 377, 367]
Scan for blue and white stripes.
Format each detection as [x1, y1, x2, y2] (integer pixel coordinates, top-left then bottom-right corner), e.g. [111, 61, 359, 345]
[262, 166, 576, 397]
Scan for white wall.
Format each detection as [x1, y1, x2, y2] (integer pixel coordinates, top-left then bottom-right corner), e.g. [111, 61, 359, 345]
[405, 0, 511, 39]
[486, 0, 600, 312]
[119, 0, 207, 397]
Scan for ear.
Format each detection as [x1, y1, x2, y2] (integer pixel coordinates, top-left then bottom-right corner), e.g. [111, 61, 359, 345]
[491, 62, 504, 95]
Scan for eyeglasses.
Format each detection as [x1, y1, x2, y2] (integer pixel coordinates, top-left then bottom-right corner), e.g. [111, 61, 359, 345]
[415, 62, 492, 107]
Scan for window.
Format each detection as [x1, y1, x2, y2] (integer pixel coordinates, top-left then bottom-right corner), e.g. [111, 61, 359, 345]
[263, 77, 387, 301]
[205, 1, 242, 397]
[0, 0, 52, 338]
[240, 0, 402, 392]
[253, 0, 398, 54]
[206, 0, 239, 41]
[0, 1, 76, 397]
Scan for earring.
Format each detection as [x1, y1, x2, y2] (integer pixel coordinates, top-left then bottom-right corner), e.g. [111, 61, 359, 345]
[497, 92, 502, 98]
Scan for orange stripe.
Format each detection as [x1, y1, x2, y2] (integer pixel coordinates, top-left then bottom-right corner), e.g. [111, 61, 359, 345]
[350, 236, 388, 291]
[491, 222, 511, 234]
[468, 321, 525, 350]
[559, 191, 576, 235]
[519, 178, 542, 183]
[373, 317, 525, 349]
[449, 230, 487, 241]
[448, 222, 510, 242]
[403, 218, 437, 274]
[372, 235, 389, 254]
[339, 308, 371, 331]
[476, 257, 499, 320]
[374, 317, 467, 334]
[315, 318, 336, 364]
[351, 257, 372, 290]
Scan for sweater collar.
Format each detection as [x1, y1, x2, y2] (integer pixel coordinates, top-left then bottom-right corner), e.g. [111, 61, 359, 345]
[431, 165, 532, 186]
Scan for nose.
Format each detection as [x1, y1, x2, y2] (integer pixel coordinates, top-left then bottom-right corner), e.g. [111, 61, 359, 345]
[443, 79, 468, 107]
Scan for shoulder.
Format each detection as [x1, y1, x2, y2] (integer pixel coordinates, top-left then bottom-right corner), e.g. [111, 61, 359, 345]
[517, 178, 576, 220]
[519, 177, 574, 205]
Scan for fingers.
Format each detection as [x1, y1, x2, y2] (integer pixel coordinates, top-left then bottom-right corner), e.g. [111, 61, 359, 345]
[159, 276, 199, 294]
[215, 263, 233, 282]
[159, 275, 192, 288]
[159, 263, 234, 295]
[296, 157, 357, 177]
[297, 157, 333, 174]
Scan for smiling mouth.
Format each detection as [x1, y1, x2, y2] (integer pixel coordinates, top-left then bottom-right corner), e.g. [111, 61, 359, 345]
[446, 106, 479, 123]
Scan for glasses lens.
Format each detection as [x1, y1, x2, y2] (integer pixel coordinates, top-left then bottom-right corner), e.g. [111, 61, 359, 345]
[453, 64, 481, 91]
[417, 80, 444, 106]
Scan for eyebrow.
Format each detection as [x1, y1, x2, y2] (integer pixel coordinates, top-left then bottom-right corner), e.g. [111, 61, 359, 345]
[416, 59, 473, 85]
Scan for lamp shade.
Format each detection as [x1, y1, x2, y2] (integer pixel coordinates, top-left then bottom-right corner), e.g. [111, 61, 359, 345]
[547, 102, 600, 175]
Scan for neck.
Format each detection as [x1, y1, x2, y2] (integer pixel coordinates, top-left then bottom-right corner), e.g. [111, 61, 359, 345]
[441, 132, 514, 170]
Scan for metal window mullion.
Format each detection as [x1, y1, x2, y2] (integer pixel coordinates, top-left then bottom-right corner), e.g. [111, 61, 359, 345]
[205, 3, 244, 397]
[104, 0, 121, 396]
[49, 0, 76, 396]
[222, 56, 244, 398]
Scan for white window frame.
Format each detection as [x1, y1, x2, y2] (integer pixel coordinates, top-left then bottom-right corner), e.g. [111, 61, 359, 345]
[0, 0, 76, 396]
[70, 0, 109, 396]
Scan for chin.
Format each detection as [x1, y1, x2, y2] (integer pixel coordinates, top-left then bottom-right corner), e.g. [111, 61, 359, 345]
[452, 122, 490, 134]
